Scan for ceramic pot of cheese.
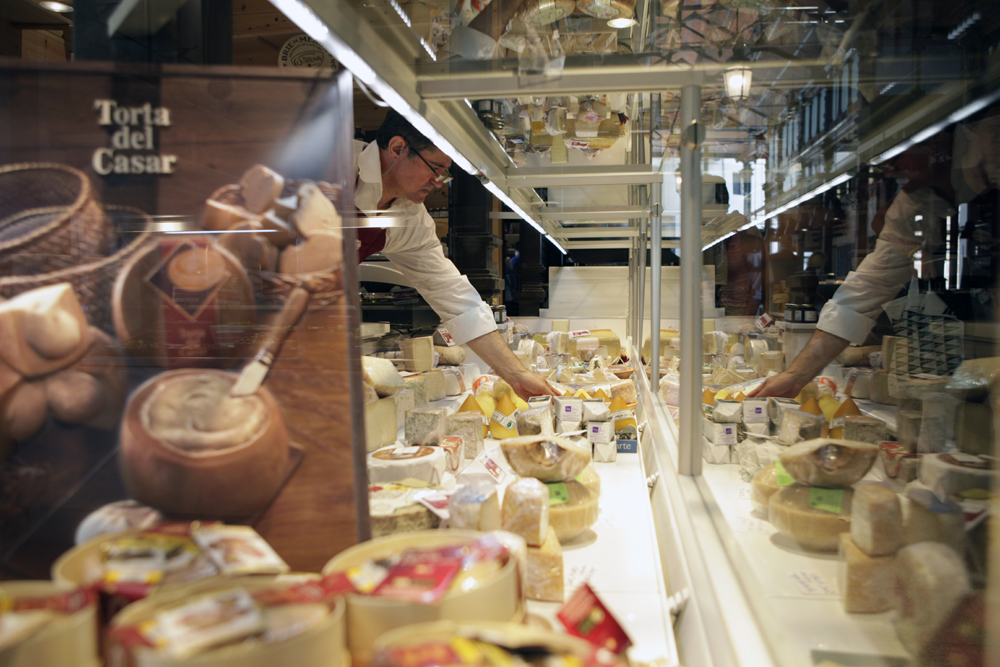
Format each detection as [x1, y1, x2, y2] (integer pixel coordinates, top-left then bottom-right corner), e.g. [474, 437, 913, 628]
[119, 369, 289, 520]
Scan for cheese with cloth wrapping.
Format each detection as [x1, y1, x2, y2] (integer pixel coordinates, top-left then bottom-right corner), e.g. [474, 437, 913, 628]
[779, 438, 878, 487]
[499, 434, 591, 482]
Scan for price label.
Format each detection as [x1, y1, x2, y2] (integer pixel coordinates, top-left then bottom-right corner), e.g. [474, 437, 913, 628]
[808, 487, 845, 514]
[755, 313, 774, 331]
[547, 482, 569, 505]
[774, 460, 795, 487]
[436, 328, 456, 346]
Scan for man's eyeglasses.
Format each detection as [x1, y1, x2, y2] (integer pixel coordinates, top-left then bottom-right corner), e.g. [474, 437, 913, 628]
[408, 145, 453, 185]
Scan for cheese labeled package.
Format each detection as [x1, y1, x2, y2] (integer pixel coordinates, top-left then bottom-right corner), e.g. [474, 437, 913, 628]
[553, 396, 583, 422]
[608, 395, 637, 439]
[152, 587, 264, 658]
[778, 438, 878, 487]
[499, 434, 592, 482]
[192, 525, 289, 575]
[501, 478, 549, 546]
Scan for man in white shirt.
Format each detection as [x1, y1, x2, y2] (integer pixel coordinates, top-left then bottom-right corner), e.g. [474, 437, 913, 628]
[356, 110, 556, 399]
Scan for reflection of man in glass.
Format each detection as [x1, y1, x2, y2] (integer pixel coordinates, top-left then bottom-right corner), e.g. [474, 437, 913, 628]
[751, 106, 999, 398]
[355, 110, 556, 399]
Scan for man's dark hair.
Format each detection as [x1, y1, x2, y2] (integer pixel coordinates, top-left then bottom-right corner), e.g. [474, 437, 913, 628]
[376, 109, 434, 153]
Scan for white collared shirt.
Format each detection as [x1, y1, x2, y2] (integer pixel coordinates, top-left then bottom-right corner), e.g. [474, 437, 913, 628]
[817, 186, 955, 344]
[354, 140, 496, 345]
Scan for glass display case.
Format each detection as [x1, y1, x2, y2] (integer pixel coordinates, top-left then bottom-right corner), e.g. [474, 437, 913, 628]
[264, 0, 998, 664]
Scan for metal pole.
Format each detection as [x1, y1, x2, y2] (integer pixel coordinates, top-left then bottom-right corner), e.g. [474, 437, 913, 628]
[679, 85, 703, 477]
[649, 93, 662, 392]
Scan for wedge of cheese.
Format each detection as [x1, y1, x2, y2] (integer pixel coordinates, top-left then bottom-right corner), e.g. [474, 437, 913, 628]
[449, 481, 501, 531]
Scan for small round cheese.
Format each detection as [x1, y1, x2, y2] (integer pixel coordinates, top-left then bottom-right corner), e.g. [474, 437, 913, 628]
[549, 480, 599, 542]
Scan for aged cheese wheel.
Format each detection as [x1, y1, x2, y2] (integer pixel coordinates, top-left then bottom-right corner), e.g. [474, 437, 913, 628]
[769, 484, 853, 552]
[576, 465, 601, 497]
[109, 576, 347, 667]
[518, 0, 576, 25]
[112, 239, 256, 368]
[119, 369, 289, 519]
[322, 531, 523, 666]
[548, 480, 599, 543]
[779, 438, 878, 487]
[368, 445, 447, 486]
[499, 435, 591, 482]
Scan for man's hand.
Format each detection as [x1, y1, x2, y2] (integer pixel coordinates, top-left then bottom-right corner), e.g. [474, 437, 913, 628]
[508, 369, 559, 401]
[466, 330, 559, 400]
[747, 371, 806, 399]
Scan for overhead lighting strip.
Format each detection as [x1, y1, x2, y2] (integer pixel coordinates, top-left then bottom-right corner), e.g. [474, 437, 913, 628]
[271, 0, 561, 253]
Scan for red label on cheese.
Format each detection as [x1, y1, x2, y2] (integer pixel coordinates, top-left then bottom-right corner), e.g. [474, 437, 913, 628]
[558, 583, 633, 655]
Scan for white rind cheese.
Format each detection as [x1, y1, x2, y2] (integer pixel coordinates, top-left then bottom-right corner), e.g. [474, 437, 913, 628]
[367, 445, 446, 486]
[501, 478, 549, 546]
[850, 484, 903, 557]
[894, 542, 971, 653]
[404, 407, 449, 446]
[361, 356, 406, 397]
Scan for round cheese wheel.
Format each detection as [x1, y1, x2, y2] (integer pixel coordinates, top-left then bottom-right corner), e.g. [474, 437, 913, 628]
[518, 0, 576, 25]
[368, 445, 447, 486]
[499, 435, 592, 482]
[768, 484, 853, 552]
[548, 480, 599, 542]
[119, 369, 289, 519]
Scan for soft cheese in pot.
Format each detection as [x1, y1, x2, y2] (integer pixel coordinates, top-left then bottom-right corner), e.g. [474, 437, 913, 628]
[142, 373, 268, 452]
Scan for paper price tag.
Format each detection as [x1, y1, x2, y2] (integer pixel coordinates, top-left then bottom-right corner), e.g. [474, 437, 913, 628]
[547, 482, 570, 505]
[774, 460, 795, 487]
[808, 487, 845, 514]
[755, 313, 774, 331]
[436, 328, 456, 346]
[474, 451, 508, 484]
[568, 330, 592, 339]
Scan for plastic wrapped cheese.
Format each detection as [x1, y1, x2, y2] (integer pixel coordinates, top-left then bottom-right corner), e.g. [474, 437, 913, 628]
[778, 438, 878, 487]
[548, 480, 599, 543]
[768, 484, 853, 552]
[501, 478, 549, 547]
[839, 533, 894, 613]
[362, 357, 406, 397]
[525, 526, 563, 602]
[516, 406, 554, 436]
[499, 435, 591, 482]
[850, 484, 903, 557]
[448, 481, 501, 531]
[777, 408, 823, 445]
[894, 542, 971, 653]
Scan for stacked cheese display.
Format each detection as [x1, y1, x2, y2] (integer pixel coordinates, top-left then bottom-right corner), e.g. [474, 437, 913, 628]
[496, 435, 598, 601]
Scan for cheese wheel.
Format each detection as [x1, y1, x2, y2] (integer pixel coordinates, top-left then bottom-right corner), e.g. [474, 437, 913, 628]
[499, 435, 591, 482]
[435, 346, 465, 366]
[518, 0, 576, 25]
[368, 445, 447, 486]
[576, 465, 601, 497]
[768, 484, 853, 552]
[501, 478, 549, 546]
[548, 480, 599, 542]
[778, 438, 878, 487]
[362, 356, 406, 397]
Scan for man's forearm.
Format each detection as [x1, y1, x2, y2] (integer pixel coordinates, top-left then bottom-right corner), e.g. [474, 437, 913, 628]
[466, 330, 557, 399]
[785, 329, 851, 385]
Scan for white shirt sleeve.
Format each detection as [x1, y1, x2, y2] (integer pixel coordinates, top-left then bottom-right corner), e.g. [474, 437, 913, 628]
[381, 207, 497, 345]
[816, 187, 953, 344]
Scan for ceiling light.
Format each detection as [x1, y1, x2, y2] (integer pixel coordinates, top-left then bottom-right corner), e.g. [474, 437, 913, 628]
[723, 67, 753, 102]
[607, 17, 637, 29]
[39, 1, 73, 11]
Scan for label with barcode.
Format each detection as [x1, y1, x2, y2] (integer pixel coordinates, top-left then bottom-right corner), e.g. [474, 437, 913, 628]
[491, 410, 516, 432]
